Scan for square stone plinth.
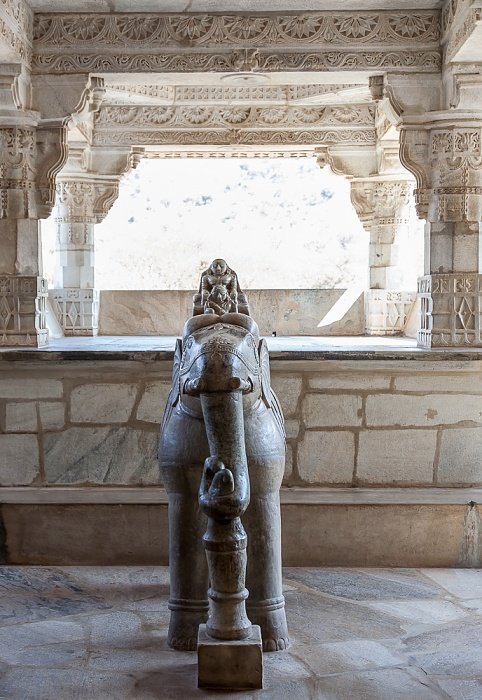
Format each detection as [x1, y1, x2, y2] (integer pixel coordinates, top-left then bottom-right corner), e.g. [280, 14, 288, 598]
[197, 624, 263, 690]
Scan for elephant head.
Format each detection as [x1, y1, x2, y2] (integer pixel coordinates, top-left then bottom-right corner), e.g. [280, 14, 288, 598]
[177, 313, 268, 520]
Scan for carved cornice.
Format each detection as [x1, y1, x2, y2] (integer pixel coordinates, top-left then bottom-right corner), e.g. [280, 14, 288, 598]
[32, 12, 441, 75]
[94, 104, 376, 130]
[92, 128, 376, 148]
[0, 0, 32, 62]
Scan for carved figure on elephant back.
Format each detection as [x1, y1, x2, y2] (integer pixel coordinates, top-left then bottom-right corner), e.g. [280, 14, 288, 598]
[159, 269, 288, 652]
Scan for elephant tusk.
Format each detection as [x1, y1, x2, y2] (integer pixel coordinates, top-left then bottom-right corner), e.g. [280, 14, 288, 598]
[228, 377, 252, 393]
[184, 377, 208, 394]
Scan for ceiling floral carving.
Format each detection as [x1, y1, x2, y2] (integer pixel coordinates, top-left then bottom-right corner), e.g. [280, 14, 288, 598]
[94, 104, 375, 129]
[33, 12, 440, 47]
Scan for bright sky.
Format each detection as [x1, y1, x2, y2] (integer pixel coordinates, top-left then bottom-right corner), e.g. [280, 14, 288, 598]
[41, 157, 423, 291]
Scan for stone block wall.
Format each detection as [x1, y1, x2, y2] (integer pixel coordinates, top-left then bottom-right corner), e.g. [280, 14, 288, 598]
[274, 361, 482, 489]
[0, 356, 481, 489]
[0, 363, 171, 487]
[0, 352, 481, 566]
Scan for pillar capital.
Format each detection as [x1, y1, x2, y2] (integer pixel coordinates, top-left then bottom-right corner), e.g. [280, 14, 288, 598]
[400, 117, 482, 223]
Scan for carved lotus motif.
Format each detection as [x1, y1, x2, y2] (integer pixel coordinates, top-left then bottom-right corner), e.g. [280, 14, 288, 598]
[224, 17, 269, 41]
[109, 107, 138, 124]
[292, 108, 324, 124]
[219, 108, 251, 125]
[169, 16, 214, 41]
[143, 107, 175, 125]
[258, 107, 287, 125]
[278, 16, 323, 39]
[330, 107, 362, 123]
[184, 107, 212, 125]
[389, 15, 435, 39]
[333, 16, 378, 39]
[63, 17, 105, 41]
[116, 17, 162, 41]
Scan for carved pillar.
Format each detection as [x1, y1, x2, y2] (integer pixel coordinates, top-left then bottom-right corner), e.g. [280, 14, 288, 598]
[350, 176, 418, 335]
[49, 175, 118, 335]
[0, 121, 66, 347]
[401, 122, 482, 347]
[48, 146, 143, 335]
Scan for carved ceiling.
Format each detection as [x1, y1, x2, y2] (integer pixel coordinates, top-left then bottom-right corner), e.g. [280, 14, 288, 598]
[1, 0, 480, 160]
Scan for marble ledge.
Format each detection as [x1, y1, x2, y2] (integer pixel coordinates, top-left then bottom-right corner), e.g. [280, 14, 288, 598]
[1, 336, 482, 363]
[1, 486, 481, 505]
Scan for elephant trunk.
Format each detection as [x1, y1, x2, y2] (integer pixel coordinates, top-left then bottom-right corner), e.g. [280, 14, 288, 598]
[199, 391, 250, 520]
[198, 390, 253, 641]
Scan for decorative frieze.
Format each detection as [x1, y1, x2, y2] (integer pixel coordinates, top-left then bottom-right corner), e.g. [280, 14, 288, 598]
[418, 273, 482, 347]
[48, 288, 99, 336]
[33, 12, 440, 47]
[0, 275, 48, 347]
[93, 128, 376, 147]
[32, 49, 442, 75]
[95, 104, 375, 130]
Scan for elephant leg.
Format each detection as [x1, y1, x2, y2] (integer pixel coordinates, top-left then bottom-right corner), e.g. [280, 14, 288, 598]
[165, 486, 209, 651]
[244, 490, 289, 652]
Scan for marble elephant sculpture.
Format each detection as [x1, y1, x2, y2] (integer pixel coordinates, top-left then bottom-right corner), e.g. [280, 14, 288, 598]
[159, 312, 289, 652]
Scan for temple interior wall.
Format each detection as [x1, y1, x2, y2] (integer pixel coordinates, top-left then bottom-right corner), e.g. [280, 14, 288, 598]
[96, 289, 365, 337]
[1, 354, 480, 567]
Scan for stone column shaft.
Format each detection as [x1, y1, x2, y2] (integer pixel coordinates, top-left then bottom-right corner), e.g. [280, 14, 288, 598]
[0, 125, 47, 346]
[351, 177, 418, 335]
[49, 176, 118, 336]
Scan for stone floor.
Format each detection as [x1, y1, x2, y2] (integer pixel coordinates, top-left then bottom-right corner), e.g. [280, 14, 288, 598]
[0, 568, 481, 699]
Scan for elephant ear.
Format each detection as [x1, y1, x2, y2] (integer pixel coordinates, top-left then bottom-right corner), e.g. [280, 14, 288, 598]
[259, 339, 285, 441]
[160, 338, 182, 436]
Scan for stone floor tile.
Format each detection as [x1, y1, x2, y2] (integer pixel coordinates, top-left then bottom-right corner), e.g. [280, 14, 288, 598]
[409, 647, 482, 678]
[283, 567, 440, 601]
[421, 569, 482, 600]
[401, 618, 482, 654]
[0, 619, 85, 665]
[460, 599, 482, 614]
[87, 647, 181, 672]
[293, 639, 405, 676]
[0, 669, 138, 700]
[314, 667, 447, 700]
[434, 678, 482, 700]
[366, 599, 470, 627]
[89, 611, 144, 648]
[285, 588, 404, 644]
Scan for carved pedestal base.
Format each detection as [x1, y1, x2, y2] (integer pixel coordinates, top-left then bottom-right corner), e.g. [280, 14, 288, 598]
[0, 276, 48, 347]
[49, 288, 99, 336]
[418, 274, 482, 347]
[197, 624, 263, 690]
[365, 289, 416, 336]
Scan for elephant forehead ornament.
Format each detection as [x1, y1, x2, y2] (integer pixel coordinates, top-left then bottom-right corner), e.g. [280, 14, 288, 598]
[159, 261, 289, 654]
